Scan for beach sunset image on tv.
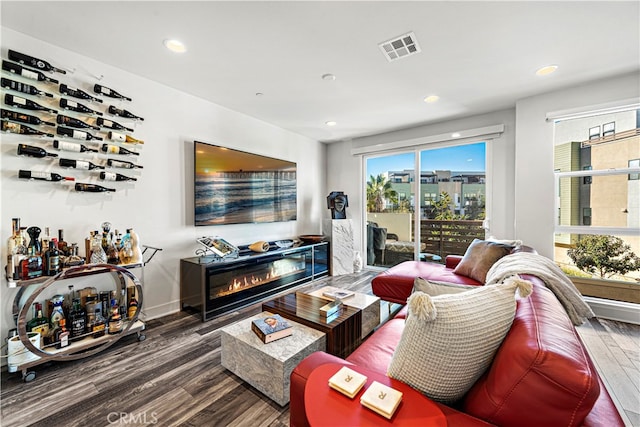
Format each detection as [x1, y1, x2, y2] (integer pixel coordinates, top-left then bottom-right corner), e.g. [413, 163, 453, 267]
[194, 142, 297, 226]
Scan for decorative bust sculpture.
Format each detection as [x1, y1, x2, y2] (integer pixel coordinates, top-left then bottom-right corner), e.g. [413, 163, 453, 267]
[327, 191, 349, 219]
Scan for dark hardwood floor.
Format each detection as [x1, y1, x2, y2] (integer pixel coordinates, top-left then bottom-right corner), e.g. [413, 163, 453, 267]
[1, 270, 637, 427]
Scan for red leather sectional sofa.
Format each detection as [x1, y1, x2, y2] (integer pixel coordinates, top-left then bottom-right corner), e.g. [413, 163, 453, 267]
[290, 252, 624, 426]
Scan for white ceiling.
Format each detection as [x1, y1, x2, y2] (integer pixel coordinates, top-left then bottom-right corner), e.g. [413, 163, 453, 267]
[2, 1, 639, 143]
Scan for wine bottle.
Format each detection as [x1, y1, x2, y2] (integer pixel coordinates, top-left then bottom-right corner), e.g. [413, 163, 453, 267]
[56, 114, 100, 130]
[100, 144, 139, 156]
[1, 109, 55, 127]
[107, 131, 144, 144]
[59, 158, 105, 170]
[8, 49, 66, 74]
[59, 84, 103, 103]
[19, 170, 74, 182]
[108, 106, 144, 121]
[1, 77, 54, 98]
[17, 144, 58, 158]
[94, 84, 132, 101]
[1, 60, 59, 84]
[96, 117, 133, 132]
[57, 126, 103, 141]
[106, 158, 143, 169]
[99, 171, 137, 182]
[53, 139, 99, 153]
[5, 94, 58, 114]
[59, 98, 103, 116]
[2, 120, 55, 137]
[75, 182, 116, 193]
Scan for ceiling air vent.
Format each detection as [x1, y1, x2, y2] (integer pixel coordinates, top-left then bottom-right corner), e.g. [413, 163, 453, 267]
[378, 32, 421, 62]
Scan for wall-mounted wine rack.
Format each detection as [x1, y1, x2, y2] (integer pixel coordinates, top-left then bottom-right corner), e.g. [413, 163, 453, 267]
[1, 49, 145, 193]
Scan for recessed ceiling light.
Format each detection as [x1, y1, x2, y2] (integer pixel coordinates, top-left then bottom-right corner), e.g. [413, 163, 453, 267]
[424, 95, 439, 103]
[325, 121, 337, 126]
[322, 74, 336, 81]
[535, 65, 558, 76]
[163, 39, 187, 53]
[255, 92, 264, 97]
[451, 132, 461, 138]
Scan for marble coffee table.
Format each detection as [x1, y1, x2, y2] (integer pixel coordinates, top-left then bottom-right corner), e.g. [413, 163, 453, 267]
[220, 311, 326, 406]
[306, 286, 381, 339]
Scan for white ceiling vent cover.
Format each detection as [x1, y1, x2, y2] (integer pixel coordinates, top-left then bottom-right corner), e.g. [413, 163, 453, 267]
[378, 32, 421, 62]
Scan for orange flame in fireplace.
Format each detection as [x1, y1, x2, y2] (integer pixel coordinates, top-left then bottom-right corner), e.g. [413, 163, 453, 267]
[220, 260, 304, 296]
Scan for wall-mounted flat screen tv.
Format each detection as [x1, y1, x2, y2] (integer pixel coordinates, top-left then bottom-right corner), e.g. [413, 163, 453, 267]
[194, 141, 297, 226]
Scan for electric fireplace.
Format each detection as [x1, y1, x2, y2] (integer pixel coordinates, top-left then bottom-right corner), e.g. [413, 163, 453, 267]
[180, 242, 329, 321]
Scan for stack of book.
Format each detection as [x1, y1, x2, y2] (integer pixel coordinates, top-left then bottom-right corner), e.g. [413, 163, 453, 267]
[251, 314, 292, 343]
[322, 289, 355, 300]
[328, 366, 368, 398]
[319, 299, 343, 318]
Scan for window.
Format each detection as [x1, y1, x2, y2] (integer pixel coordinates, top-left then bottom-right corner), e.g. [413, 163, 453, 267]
[602, 121, 615, 137]
[583, 165, 592, 185]
[630, 159, 639, 180]
[553, 106, 640, 288]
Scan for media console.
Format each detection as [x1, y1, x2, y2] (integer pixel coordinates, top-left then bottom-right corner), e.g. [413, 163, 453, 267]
[180, 242, 329, 321]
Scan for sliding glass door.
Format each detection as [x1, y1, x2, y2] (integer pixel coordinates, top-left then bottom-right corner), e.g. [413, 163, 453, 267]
[365, 142, 486, 268]
[365, 152, 416, 267]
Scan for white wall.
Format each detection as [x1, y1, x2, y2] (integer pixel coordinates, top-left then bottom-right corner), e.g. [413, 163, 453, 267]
[0, 29, 326, 348]
[328, 109, 517, 254]
[514, 72, 639, 257]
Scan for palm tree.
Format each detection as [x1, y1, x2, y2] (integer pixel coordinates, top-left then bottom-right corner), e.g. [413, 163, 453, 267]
[367, 174, 398, 212]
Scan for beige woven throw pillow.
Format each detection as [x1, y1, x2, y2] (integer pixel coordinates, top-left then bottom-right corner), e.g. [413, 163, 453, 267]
[388, 277, 532, 403]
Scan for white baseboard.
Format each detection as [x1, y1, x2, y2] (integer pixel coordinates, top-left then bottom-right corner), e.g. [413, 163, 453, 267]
[141, 300, 181, 321]
[584, 297, 640, 325]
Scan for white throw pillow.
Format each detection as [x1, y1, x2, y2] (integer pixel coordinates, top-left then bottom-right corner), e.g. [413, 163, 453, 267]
[388, 277, 532, 403]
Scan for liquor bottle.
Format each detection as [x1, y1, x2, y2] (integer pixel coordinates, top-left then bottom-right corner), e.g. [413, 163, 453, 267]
[44, 240, 61, 276]
[8, 49, 67, 74]
[105, 234, 120, 264]
[56, 114, 100, 130]
[68, 298, 87, 340]
[106, 158, 143, 169]
[50, 295, 65, 327]
[18, 170, 75, 182]
[127, 293, 138, 319]
[26, 226, 42, 255]
[91, 307, 106, 338]
[20, 255, 43, 280]
[53, 318, 70, 349]
[26, 302, 50, 347]
[59, 84, 102, 103]
[107, 131, 144, 144]
[7, 218, 26, 280]
[17, 144, 58, 158]
[1, 60, 59, 84]
[119, 234, 133, 265]
[1, 77, 54, 98]
[89, 232, 107, 263]
[94, 84, 132, 101]
[99, 171, 137, 182]
[53, 139, 99, 153]
[57, 126, 103, 141]
[59, 98, 103, 116]
[107, 105, 144, 121]
[2, 120, 55, 137]
[41, 227, 51, 258]
[57, 229, 68, 256]
[1, 109, 56, 127]
[5, 94, 58, 114]
[128, 229, 143, 264]
[64, 244, 85, 267]
[108, 302, 123, 334]
[75, 183, 116, 193]
[59, 158, 105, 170]
[96, 117, 133, 133]
[100, 144, 139, 156]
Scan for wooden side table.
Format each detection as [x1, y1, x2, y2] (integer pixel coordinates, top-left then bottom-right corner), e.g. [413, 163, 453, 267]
[304, 363, 446, 426]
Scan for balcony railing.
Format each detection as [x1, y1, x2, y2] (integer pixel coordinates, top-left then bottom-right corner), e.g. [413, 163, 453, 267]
[418, 220, 485, 259]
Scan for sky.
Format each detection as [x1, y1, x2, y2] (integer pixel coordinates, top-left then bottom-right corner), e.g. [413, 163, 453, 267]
[366, 142, 486, 178]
